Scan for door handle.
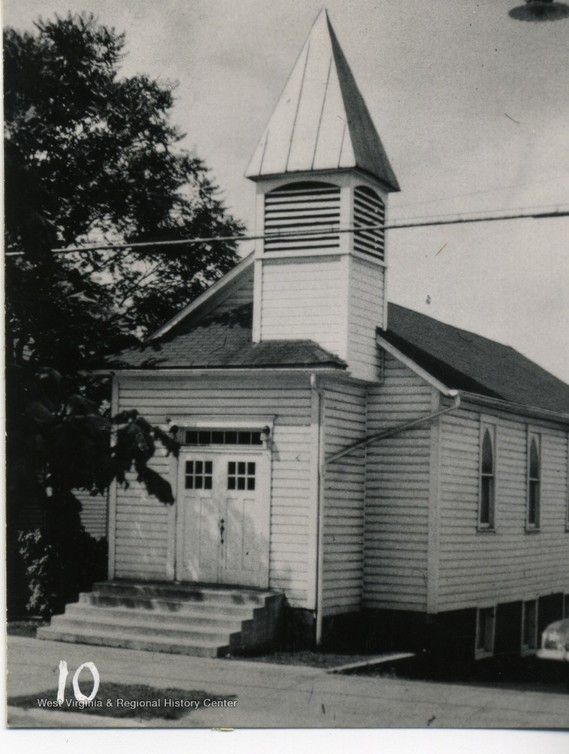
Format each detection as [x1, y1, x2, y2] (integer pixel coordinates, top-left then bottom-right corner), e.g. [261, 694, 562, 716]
[219, 518, 225, 544]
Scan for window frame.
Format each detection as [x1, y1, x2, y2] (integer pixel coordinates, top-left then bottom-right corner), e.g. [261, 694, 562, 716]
[475, 605, 496, 659]
[478, 421, 497, 531]
[521, 598, 539, 655]
[526, 430, 541, 532]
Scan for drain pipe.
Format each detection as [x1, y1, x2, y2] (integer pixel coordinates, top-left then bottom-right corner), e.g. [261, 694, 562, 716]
[325, 390, 461, 468]
[310, 373, 326, 648]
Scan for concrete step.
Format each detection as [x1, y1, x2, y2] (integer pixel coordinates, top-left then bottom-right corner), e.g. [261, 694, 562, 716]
[80, 592, 262, 618]
[64, 603, 246, 631]
[93, 581, 274, 606]
[37, 626, 229, 658]
[38, 581, 284, 657]
[47, 613, 241, 645]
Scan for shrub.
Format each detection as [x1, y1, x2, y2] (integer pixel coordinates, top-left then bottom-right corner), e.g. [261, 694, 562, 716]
[17, 527, 107, 618]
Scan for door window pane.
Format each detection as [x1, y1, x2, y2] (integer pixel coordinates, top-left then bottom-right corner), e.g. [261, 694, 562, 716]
[228, 460, 256, 492]
[185, 460, 213, 490]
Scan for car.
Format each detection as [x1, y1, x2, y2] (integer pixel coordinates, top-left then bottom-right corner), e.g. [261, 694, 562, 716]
[537, 618, 569, 662]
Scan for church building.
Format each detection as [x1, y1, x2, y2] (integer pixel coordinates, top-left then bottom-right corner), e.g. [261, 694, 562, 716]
[40, 10, 569, 660]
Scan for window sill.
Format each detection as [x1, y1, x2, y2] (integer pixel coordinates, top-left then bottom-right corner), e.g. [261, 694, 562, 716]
[476, 525, 496, 533]
[524, 526, 541, 534]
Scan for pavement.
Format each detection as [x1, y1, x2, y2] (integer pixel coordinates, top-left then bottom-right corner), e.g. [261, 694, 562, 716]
[5, 636, 569, 729]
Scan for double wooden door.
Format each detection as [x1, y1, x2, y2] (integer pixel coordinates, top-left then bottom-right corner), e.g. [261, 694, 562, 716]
[176, 451, 270, 588]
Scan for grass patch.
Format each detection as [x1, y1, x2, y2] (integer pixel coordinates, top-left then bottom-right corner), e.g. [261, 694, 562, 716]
[7, 619, 48, 638]
[226, 649, 375, 669]
[355, 654, 569, 694]
[9, 682, 237, 721]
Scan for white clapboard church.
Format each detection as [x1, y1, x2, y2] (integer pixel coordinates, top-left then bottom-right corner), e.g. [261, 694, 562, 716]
[40, 10, 569, 659]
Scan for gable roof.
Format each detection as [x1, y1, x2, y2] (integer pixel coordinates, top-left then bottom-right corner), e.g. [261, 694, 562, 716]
[106, 290, 569, 417]
[245, 10, 399, 191]
[382, 304, 569, 416]
[108, 302, 347, 371]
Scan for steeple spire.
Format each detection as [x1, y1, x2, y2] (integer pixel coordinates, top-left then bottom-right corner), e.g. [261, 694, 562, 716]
[246, 9, 399, 191]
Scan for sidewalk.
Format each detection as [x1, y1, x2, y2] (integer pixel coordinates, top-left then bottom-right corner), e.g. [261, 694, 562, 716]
[6, 636, 569, 729]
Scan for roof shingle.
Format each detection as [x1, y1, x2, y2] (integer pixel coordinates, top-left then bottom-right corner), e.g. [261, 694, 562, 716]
[107, 299, 569, 417]
[108, 303, 347, 370]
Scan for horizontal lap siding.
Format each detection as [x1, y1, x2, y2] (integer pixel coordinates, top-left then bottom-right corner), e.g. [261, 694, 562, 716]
[347, 257, 384, 381]
[364, 355, 433, 611]
[438, 406, 569, 611]
[260, 257, 347, 358]
[115, 375, 314, 607]
[74, 490, 107, 540]
[213, 267, 254, 314]
[113, 447, 175, 580]
[323, 382, 367, 616]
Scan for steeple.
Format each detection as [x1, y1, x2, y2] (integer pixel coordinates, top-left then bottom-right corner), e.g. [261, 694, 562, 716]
[249, 10, 398, 382]
[246, 9, 399, 192]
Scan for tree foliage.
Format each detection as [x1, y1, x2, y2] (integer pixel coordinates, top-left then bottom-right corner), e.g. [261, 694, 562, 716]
[4, 15, 243, 614]
[4, 13, 244, 370]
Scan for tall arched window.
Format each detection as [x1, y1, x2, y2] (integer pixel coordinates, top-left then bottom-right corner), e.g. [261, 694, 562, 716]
[479, 424, 495, 528]
[527, 433, 541, 529]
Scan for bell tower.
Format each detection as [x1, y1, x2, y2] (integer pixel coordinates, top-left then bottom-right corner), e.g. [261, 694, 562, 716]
[246, 10, 399, 382]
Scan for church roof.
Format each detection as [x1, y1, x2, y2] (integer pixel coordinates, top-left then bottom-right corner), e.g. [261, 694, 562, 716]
[383, 305, 569, 416]
[107, 302, 347, 371]
[245, 10, 400, 191]
[107, 295, 569, 418]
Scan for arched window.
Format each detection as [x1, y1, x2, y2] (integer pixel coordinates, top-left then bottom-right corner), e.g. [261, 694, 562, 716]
[353, 185, 385, 261]
[479, 425, 496, 528]
[527, 433, 541, 529]
[264, 181, 341, 254]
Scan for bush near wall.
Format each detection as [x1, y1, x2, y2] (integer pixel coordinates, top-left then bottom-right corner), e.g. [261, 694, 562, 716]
[17, 527, 107, 618]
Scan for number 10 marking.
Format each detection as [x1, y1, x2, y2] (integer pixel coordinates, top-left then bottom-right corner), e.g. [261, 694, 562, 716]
[57, 660, 100, 703]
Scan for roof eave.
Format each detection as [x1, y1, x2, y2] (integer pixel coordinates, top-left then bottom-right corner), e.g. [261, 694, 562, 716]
[88, 364, 346, 376]
[459, 391, 569, 426]
[246, 165, 400, 193]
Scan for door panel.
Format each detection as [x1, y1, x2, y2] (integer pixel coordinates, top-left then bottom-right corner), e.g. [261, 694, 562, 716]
[177, 452, 269, 588]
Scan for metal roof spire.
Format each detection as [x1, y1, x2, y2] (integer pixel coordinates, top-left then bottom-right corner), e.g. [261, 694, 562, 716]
[246, 9, 399, 191]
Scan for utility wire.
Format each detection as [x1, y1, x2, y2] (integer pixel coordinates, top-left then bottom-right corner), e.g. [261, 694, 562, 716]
[4, 207, 569, 258]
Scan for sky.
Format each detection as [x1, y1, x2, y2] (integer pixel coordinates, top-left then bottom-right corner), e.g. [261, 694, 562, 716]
[4, 0, 569, 383]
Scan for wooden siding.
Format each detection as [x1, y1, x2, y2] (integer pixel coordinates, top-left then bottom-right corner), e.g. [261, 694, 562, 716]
[364, 354, 434, 611]
[113, 375, 315, 607]
[74, 490, 107, 540]
[322, 381, 367, 616]
[213, 264, 254, 314]
[113, 447, 176, 581]
[260, 256, 348, 360]
[347, 255, 384, 381]
[437, 405, 569, 611]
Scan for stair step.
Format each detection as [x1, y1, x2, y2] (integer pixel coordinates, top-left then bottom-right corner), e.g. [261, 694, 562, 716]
[80, 592, 261, 617]
[93, 581, 273, 606]
[65, 603, 245, 630]
[48, 614, 239, 644]
[38, 581, 284, 657]
[37, 626, 229, 658]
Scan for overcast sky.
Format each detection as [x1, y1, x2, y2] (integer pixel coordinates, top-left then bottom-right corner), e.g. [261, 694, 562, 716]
[4, 0, 569, 382]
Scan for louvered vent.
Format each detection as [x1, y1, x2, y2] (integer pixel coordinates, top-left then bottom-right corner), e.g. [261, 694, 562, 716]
[264, 181, 341, 253]
[353, 186, 385, 261]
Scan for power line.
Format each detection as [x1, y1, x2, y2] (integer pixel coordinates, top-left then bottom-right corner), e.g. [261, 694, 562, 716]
[4, 207, 569, 258]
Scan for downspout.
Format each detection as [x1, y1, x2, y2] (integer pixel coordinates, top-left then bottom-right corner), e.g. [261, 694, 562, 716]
[310, 373, 326, 647]
[325, 390, 461, 467]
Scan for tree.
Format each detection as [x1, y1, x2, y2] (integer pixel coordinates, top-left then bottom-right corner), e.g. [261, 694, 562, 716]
[4, 13, 244, 370]
[4, 14, 244, 616]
